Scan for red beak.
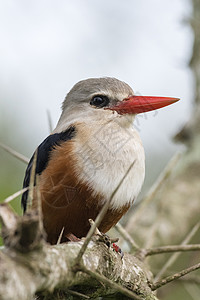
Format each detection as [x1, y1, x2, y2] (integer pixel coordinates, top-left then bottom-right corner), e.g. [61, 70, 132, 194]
[107, 95, 180, 115]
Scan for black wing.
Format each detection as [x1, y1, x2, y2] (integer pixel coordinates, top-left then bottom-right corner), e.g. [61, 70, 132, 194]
[21, 126, 76, 212]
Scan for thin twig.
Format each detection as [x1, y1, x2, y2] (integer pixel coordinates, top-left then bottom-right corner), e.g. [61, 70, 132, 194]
[35, 175, 43, 232]
[154, 221, 200, 282]
[3, 187, 29, 203]
[66, 289, 89, 299]
[80, 265, 141, 300]
[115, 223, 139, 251]
[74, 161, 135, 266]
[27, 150, 38, 211]
[46, 110, 53, 133]
[88, 219, 102, 235]
[57, 227, 65, 245]
[0, 142, 29, 164]
[126, 152, 181, 232]
[151, 262, 200, 291]
[0, 203, 18, 231]
[137, 244, 200, 260]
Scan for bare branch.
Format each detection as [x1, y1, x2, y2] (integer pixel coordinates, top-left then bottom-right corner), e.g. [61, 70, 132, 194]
[151, 262, 200, 291]
[88, 219, 102, 235]
[115, 223, 139, 251]
[46, 110, 53, 133]
[0, 142, 29, 164]
[0, 204, 44, 251]
[0, 204, 18, 231]
[154, 222, 200, 281]
[137, 244, 200, 260]
[0, 203, 157, 300]
[3, 187, 28, 203]
[80, 264, 142, 300]
[35, 175, 43, 232]
[56, 227, 65, 245]
[27, 150, 38, 211]
[66, 289, 89, 299]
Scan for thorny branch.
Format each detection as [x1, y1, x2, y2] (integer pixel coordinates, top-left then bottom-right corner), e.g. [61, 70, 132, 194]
[0, 132, 199, 300]
[136, 244, 200, 260]
[154, 222, 200, 282]
[46, 109, 53, 133]
[0, 203, 156, 300]
[80, 264, 141, 300]
[115, 222, 139, 251]
[0, 146, 200, 299]
[1, 194, 200, 300]
[27, 150, 38, 211]
[3, 187, 29, 204]
[0, 142, 29, 164]
[151, 263, 200, 291]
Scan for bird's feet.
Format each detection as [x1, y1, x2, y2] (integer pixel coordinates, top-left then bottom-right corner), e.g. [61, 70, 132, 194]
[65, 233, 81, 242]
[88, 219, 124, 258]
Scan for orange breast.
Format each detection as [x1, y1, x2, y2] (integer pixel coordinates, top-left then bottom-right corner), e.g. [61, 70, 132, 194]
[33, 141, 129, 244]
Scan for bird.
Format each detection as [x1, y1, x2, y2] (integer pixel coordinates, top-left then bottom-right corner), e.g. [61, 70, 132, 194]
[21, 77, 179, 245]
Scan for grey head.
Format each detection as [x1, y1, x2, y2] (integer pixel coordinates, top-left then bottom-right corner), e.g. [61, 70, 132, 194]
[55, 77, 135, 132]
[62, 77, 133, 110]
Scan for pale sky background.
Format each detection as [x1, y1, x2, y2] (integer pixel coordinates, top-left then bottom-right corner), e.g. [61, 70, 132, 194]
[0, 0, 193, 195]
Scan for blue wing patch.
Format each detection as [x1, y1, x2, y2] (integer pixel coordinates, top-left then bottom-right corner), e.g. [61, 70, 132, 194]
[21, 126, 76, 212]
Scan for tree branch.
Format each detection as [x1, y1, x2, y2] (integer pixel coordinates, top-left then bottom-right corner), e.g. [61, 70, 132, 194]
[136, 244, 200, 260]
[0, 142, 29, 164]
[151, 262, 200, 291]
[46, 110, 53, 133]
[80, 265, 141, 300]
[3, 187, 29, 204]
[115, 223, 139, 251]
[154, 222, 200, 281]
[0, 203, 158, 300]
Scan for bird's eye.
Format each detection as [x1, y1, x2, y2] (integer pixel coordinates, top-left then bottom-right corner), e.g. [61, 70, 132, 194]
[90, 95, 109, 108]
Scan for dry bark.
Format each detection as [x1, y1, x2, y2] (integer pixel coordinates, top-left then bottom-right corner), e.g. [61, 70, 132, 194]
[0, 204, 158, 300]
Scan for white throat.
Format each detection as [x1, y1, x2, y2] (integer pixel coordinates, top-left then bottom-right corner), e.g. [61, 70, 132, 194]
[71, 117, 145, 210]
